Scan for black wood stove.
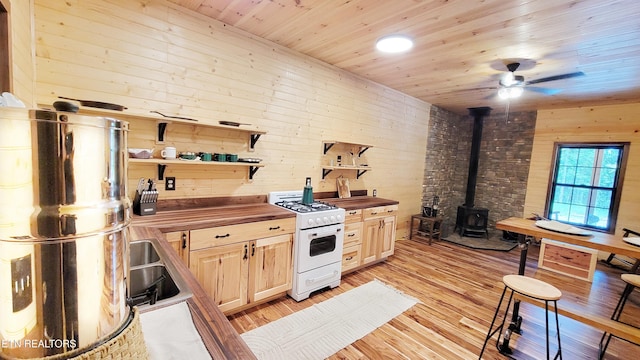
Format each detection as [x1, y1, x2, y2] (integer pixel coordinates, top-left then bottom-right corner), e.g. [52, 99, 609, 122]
[455, 107, 491, 238]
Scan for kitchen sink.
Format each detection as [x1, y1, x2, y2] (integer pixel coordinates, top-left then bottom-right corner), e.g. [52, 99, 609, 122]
[129, 237, 192, 310]
[129, 265, 180, 307]
[130, 240, 161, 267]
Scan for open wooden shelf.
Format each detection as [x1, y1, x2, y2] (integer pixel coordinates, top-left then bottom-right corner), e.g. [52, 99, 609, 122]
[322, 140, 372, 156]
[128, 158, 264, 180]
[321, 140, 373, 179]
[321, 165, 371, 179]
[38, 104, 267, 149]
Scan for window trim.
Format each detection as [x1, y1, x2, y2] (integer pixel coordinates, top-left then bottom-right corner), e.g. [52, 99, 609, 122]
[0, 0, 10, 93]
[544, 142, 630, 234]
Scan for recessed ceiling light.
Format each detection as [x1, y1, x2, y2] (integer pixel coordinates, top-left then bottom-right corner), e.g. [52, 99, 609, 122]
[375, 35, 413, 53]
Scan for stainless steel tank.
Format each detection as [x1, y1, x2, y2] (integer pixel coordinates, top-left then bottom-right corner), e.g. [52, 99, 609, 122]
[0, 107, 131, 358]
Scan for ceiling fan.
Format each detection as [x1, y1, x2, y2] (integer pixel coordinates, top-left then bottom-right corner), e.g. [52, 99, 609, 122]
[497, 62, 585, 99]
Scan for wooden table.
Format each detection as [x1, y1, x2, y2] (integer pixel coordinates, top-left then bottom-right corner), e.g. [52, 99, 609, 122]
[409, 214, 443, 245]
[495, 217, 640, 353]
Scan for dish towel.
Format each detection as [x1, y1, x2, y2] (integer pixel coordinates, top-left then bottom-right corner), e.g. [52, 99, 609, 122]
[139, 302, 212, 360]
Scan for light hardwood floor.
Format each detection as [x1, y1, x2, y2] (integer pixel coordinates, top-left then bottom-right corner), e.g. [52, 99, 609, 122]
[228, 238, 640, 359]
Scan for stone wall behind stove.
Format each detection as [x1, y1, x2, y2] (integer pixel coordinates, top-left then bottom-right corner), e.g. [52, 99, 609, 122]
[423, 107, 536, 236]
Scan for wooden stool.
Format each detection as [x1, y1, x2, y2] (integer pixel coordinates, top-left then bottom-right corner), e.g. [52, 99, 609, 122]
[409, 214, 443, 245]
[599, 274, 640, 359]
[479, 275, 563, 360]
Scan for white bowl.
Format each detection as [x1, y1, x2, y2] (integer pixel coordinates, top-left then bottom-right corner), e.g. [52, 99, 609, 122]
[128, 148, 153, 159]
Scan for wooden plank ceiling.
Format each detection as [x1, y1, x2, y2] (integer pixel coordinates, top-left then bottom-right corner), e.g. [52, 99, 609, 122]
[168, 0, 640, 115]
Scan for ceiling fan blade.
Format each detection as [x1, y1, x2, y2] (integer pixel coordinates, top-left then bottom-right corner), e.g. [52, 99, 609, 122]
[525, 86, 562, 95]
[526, 71, 585, 85]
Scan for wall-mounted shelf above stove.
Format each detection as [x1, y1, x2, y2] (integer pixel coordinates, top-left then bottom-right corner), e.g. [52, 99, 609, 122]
[321, 141, 373, 179]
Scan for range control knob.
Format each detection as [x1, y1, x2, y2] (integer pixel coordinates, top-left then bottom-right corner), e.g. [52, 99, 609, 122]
[323, 217, 329, 223]
[308, 218, 314, 226]
[316, 218, 322, 225]
[330, 216, 336, 222]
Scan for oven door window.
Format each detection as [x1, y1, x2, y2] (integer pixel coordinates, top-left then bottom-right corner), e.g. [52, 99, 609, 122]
[309, 235, 336, 257]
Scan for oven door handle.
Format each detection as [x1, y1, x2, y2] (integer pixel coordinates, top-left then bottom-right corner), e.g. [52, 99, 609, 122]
[305, 270, 339, 286]
[311, 228, 342, 238]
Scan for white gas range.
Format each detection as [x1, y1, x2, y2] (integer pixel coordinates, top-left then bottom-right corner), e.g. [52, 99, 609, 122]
[268, 191, 345, 301]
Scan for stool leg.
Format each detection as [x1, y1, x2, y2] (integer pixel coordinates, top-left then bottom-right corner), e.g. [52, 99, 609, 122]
[553, 300, 562, 360]
[599, 283, 635, 359]
[496, 291, 516, 355]
[479, 286, 513, 359]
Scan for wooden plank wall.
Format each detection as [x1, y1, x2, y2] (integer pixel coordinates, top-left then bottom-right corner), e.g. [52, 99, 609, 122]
[32, 0, 430, 237]
[6, 0, 35, 105]
[524, 103, 640, 235]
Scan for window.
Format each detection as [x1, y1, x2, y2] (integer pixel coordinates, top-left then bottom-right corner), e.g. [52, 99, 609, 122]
[546, 142, 629, 233]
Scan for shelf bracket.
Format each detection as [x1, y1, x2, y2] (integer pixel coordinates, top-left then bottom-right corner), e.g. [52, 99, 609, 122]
[357, 169, 368, 179]
[157, 122, 168, 143]
[323, 143, 335, 154]
[250, 133, 261, 151]
[322, 168, 333, 179]
[358, 146, 370, 157]
[249, 166, 260, 180]
[157, 164, 167, 180]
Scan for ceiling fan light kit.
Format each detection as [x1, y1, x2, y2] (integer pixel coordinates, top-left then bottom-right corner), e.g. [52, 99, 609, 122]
[498, 86, 523, 99]
[375, 34, 413, 53]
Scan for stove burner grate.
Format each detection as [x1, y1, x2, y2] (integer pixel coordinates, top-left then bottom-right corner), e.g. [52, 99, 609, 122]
[276, 200, 337, 213]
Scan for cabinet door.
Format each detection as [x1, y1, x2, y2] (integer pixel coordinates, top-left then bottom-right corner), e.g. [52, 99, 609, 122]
[190, 242, 249, 313]
[362, 218, 380, 265]
[165, 231, 189, 266]
[379, 216, 396, 258]
[249, 234, 293, 303]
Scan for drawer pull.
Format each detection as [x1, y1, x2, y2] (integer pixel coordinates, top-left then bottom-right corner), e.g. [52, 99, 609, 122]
[269, 226, 281, 231]
[251, 243, 255, 256]
[370, 212, 378, 215]
[243, 244, 248, 260]
[387, 210, 394, 213]
[347, 233, 356, 237]
[349, 211, 357, 215]
[215, 233, 230, 239]
[345, 256, 353, 261]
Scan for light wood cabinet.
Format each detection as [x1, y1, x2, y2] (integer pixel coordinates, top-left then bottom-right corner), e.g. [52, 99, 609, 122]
[190, 241, 249, 312]
[338, 204, 397, 272]
[189, 218, 294, 251]
[361, 205, 398, 265]
[342, 221, 363, 272]
[249, 234, 294, 303]
[189, 218, 295, 314]
[165, 231, 190, 266]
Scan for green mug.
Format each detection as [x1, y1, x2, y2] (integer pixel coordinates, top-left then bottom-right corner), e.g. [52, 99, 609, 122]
[226, 154, 239, 162]
[214, 153, 226, 162]
[200, 152, 212, 161]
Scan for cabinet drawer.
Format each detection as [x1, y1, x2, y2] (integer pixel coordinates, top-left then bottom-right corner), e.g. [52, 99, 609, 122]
[190, 218, 295, 250]
[363, 204, 398, 219]
[341, 244, 361, 272]
[345, 209, 362, 223]
[343, 222, 362, 247]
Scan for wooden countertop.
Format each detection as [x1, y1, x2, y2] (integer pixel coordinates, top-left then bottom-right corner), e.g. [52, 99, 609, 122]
[132, 203, 296, 232]
[496, 217, 640, 259]
[128, 195, 398, 359]
[322, 196, 399, 210]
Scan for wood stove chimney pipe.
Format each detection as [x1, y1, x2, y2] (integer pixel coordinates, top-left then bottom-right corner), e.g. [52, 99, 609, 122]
[464, 107, 492, 207]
